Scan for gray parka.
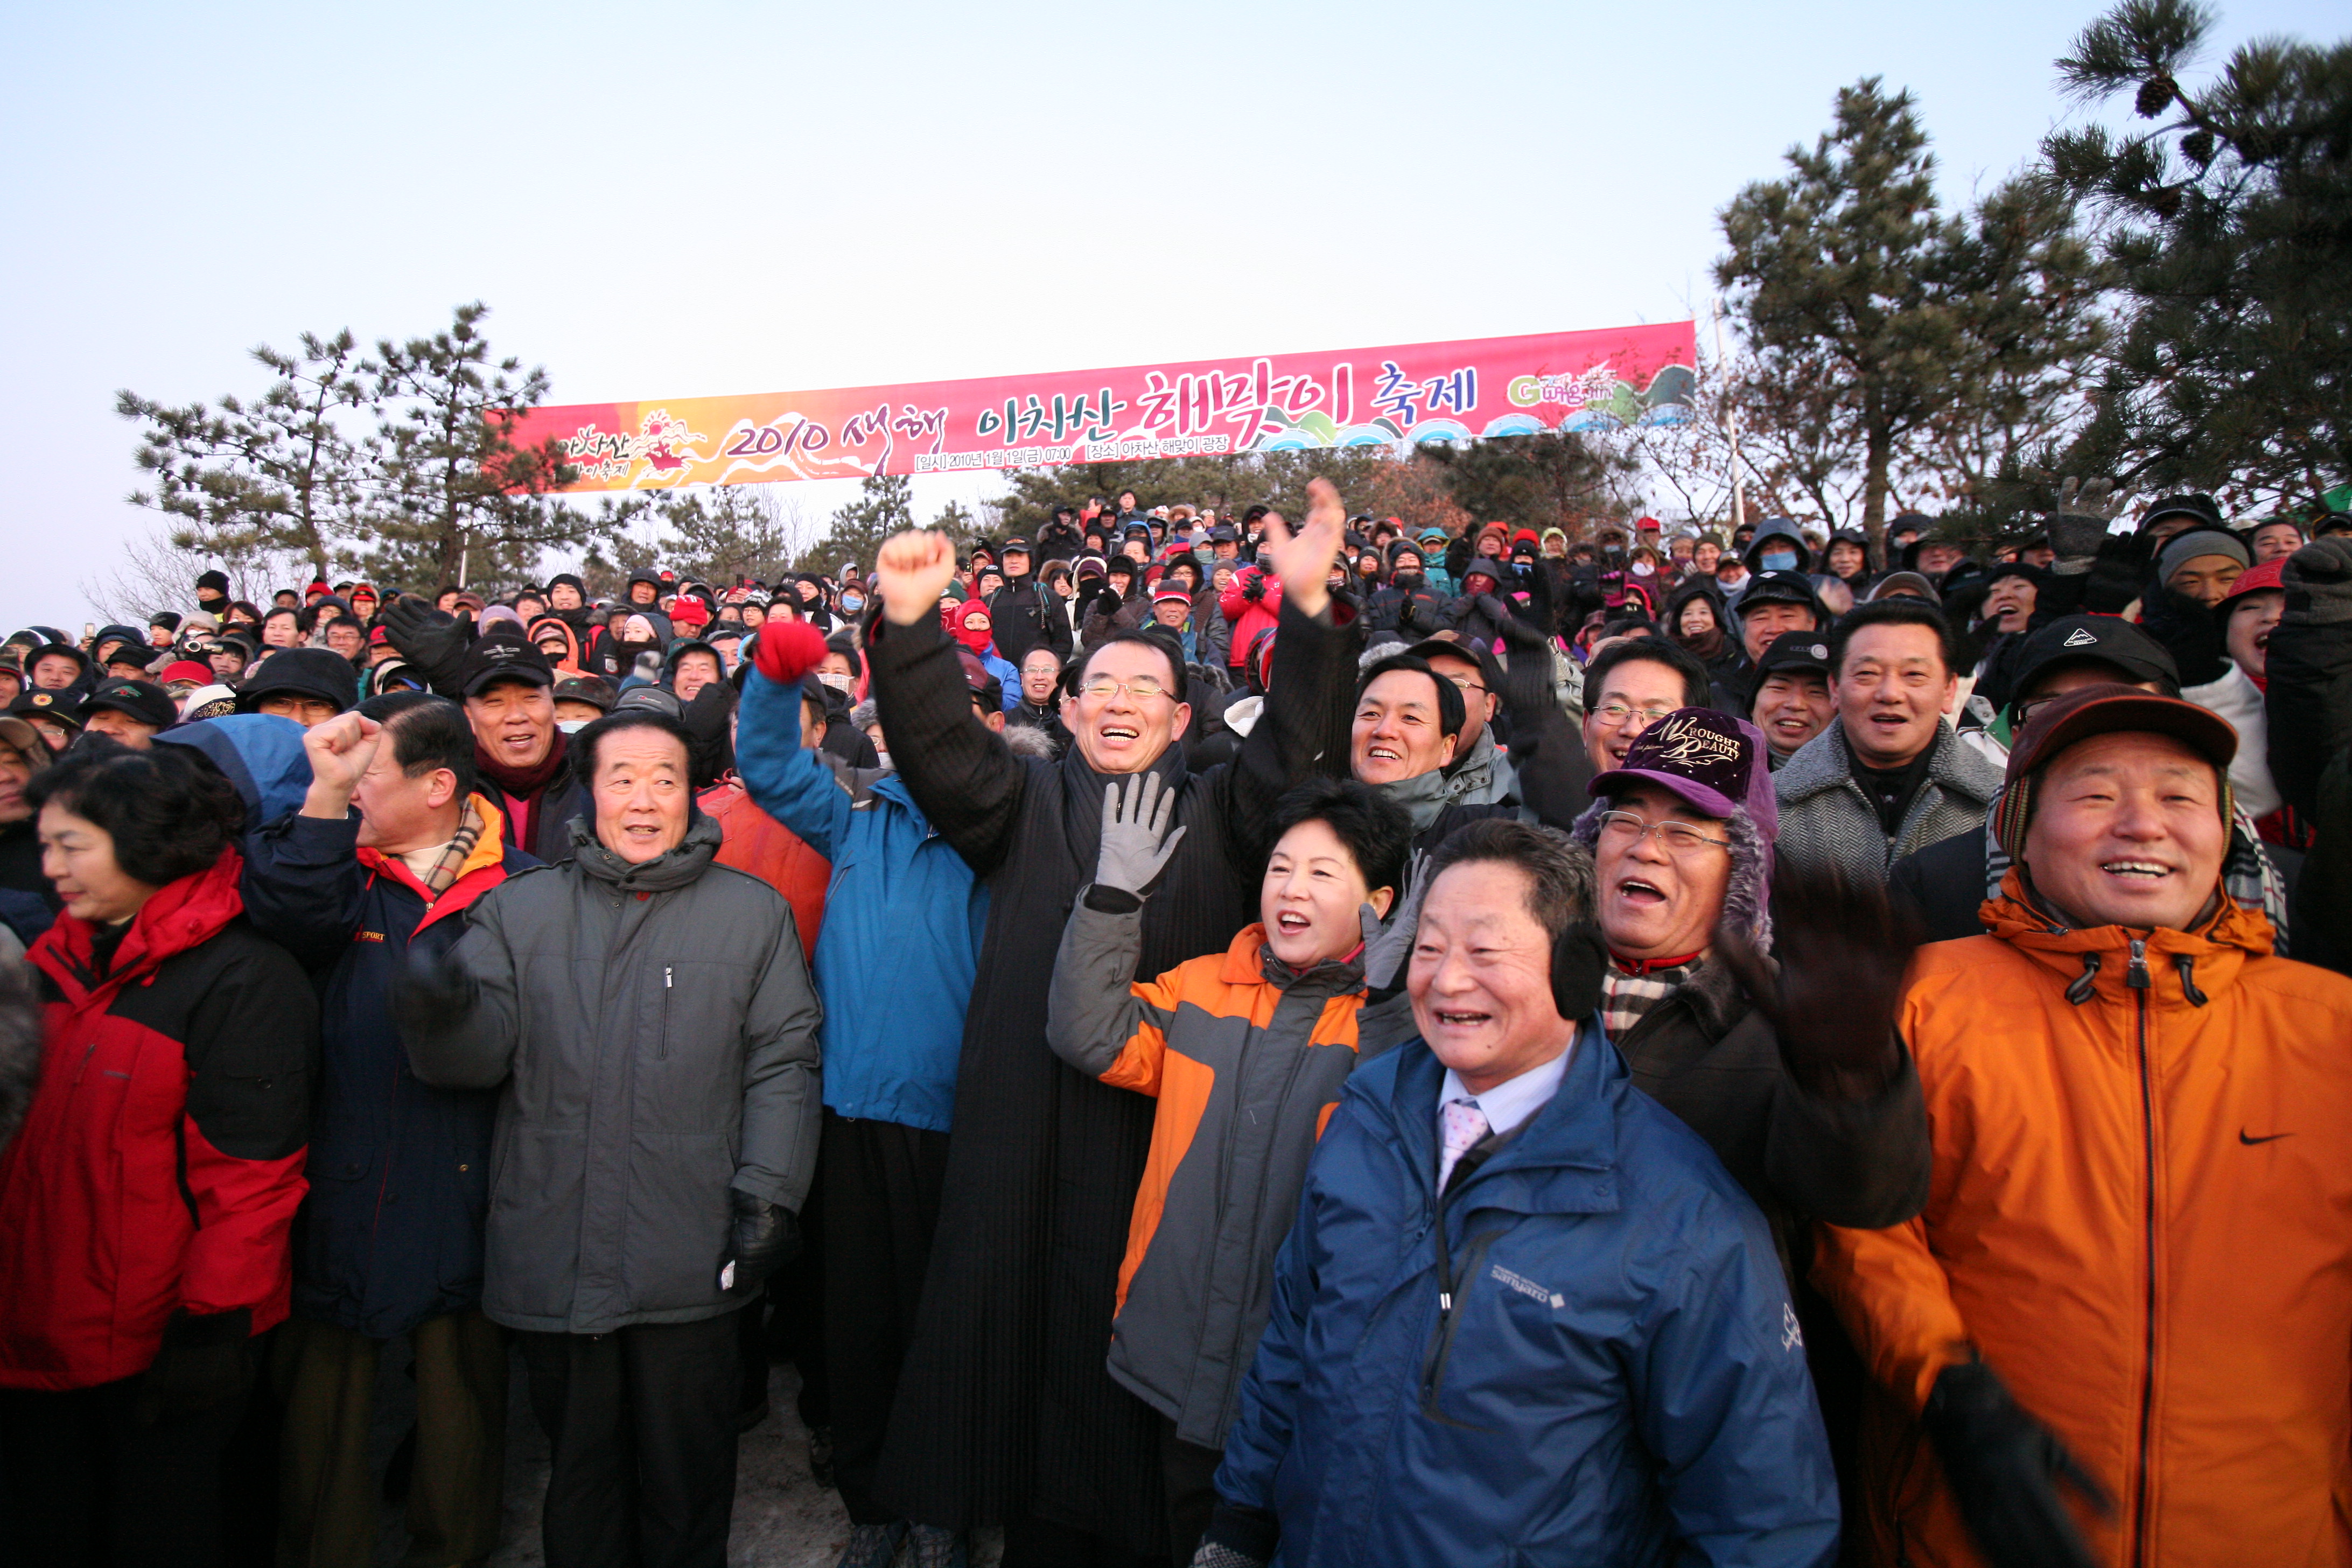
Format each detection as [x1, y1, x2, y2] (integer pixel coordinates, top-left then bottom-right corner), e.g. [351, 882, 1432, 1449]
[405, 811, 823, 1334]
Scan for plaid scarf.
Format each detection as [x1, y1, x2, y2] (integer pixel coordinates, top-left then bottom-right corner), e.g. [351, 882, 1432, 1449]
[1601, 952, 1702, 1041]
[409, 798, 485, 899]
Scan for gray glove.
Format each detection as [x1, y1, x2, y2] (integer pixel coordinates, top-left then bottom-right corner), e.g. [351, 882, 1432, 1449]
[1357, 849, 1429, 992]
[1095, 773, 1187, 896]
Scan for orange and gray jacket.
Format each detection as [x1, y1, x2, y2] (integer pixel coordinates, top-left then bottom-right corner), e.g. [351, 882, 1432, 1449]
[1046, 885, 1415, 1448]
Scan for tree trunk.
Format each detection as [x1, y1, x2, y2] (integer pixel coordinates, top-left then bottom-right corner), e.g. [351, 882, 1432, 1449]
[1861, 415, 1893, 562]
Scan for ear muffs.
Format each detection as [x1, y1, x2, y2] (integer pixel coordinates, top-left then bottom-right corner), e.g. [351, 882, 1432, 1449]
[1550, 923, 1609, 1023]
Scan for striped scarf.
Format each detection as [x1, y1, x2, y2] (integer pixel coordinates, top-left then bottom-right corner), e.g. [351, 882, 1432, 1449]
[411, 798, 485, 899]
[1601, 954, 1700, 1041]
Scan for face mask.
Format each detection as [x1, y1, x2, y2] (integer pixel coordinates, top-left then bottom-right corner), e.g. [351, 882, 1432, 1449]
[558, 718, 591, 734]
[841, 594, 864, 614]
[873, 750, 892, 771]
[818, 671, 853, 692]
[1762, 549, 1798, 572]
[1632, 562, 1655, 576]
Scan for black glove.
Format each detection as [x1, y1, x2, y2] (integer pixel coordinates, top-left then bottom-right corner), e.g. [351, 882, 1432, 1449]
[1719, 860, 1917, 1098]
[728, 1191, 801, 1288]
[2285, 537, 2352, 625]
[1493, 611, 1556, 725]
[134, 1307, 253, 1425]
[1922, 1360, 2110, 1568]
[396, 941, 478, 1039]
[1241, 575, 1266, 603]
[1550, 922, 1608, 1023]
[681, 680, 734, 744]
[382, 596, 475, 695]
[2138, 587, 2229, 688]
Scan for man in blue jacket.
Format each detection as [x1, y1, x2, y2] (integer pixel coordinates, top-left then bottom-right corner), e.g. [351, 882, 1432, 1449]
[1197, 818, 1838, 1568]
[733, 618, 993, 1568]
[242, 691, 536, 1568]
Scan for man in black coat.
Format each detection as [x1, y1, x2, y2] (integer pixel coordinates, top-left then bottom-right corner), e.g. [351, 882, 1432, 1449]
[861, 483, 1359, 1564]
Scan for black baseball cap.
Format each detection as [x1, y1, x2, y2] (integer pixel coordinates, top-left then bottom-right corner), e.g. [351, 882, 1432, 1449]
[79, 677, 177, 731]
[1752, 633, 1833, 681]
[10, 688, 82, 733]
[1734, 569, 1822, 617]
[1401, 636, 1502, 696]
[2010, 615, 2179, 699]
[456, 634, 555, 697]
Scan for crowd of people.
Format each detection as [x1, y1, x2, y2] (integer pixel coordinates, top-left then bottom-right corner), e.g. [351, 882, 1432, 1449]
[0, 477, 2348, 1568]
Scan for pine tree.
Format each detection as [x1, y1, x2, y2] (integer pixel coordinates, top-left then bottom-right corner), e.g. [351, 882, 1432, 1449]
[2044, 0, 2351, 509]
[356, 303, 581, 592]
[1416, 431, 1637, 535]
[117, 329, 373, 578]
[1717, 79, 2106, 549]
[797, 473, 916, 572]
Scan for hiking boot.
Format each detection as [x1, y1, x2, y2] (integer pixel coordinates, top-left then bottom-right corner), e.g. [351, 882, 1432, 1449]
[908, 1524, 968, 1568]
[835, 1521, 906, 1568]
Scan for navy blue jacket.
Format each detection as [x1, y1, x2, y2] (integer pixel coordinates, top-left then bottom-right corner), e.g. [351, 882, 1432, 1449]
[243, 800, 535, 1338]
[733, 666, 986, 1132]
[1216, 1027, 1838, 1567]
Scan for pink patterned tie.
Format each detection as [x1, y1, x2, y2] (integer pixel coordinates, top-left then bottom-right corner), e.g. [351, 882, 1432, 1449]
[1437, 1097, 1491, 1193]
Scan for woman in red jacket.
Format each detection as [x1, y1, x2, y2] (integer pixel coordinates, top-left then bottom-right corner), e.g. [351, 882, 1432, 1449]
[0, 741, 315, 1566]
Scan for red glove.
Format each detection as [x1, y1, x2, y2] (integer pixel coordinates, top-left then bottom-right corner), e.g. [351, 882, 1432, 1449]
[751, 619, 830, 684]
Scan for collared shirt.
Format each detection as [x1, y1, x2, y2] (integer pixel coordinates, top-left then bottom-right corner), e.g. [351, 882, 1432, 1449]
[1437, 1039, 1575, 1153]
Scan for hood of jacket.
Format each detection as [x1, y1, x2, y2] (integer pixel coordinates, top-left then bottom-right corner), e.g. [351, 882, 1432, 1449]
[1979, 866, 2273, 1003]
[565, 800, 722, 894]
[527, 615, 583, 672]
[154, 712, 315, 828]
[1742, 522, 1815, 575]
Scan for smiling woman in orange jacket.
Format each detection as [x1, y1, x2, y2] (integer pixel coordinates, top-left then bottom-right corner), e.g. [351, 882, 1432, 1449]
[1814, 687, 2352, 1568]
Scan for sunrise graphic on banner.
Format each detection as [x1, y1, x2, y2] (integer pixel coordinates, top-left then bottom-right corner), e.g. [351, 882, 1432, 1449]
[508, 321, 1697, 491]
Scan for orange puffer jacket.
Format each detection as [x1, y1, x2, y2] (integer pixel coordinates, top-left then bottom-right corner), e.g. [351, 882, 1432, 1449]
[1815, 874, 2352, 1568]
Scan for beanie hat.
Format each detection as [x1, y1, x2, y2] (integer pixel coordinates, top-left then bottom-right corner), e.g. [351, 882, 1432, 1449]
[195, 570, 232, 596]
[234, 647, 358, 715]
[2155, 527, 2251, 585]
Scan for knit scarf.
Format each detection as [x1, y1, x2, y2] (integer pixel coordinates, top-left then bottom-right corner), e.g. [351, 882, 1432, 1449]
[475, 726, 569, 801]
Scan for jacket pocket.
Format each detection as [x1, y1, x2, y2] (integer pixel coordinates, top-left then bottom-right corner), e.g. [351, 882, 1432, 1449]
[620, 1131, 736, 1313]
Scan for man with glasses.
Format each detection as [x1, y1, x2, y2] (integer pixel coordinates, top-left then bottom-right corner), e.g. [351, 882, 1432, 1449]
[1570, 706, 1927, 1255]
[1577, 639, 1716, 780]
[857, 482, 1361, 1565]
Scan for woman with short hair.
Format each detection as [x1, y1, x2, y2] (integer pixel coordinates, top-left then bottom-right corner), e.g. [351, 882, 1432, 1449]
[0, 742, 316, 1565]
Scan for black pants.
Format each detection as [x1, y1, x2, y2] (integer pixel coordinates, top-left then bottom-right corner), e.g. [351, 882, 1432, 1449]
[1157, 1417, 1223, 1568]
[517, 1312, 744, 1568]
[822, 1111, 950, 1526]
[0, 1375, 250, 1567]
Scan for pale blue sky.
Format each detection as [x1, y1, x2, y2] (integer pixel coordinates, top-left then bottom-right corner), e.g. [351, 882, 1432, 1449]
[1, 0, 2333, 631]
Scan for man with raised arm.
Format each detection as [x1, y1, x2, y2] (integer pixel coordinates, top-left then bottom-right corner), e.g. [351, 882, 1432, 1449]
[861, 482, 1360, 1566]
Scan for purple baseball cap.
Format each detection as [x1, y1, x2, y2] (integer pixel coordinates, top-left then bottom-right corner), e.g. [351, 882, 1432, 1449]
[1588, 706, 1779, 840]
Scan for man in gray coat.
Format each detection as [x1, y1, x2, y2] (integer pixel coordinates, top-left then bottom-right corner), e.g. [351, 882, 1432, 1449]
[1773, 599, 2003, 886]
[402, 706, 823, 1568]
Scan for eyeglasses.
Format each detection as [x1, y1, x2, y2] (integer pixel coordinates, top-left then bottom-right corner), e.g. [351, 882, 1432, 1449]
[1591, 702, 1677, 727]
[1439, 673, 1487, 695]
[1597, 810, 1730, 855]
[1077, 675, 1172, 702]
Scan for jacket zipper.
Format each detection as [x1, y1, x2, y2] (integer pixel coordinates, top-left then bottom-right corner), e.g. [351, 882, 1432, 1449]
[2127, 935, 2155, 1567]
[658, 965, 675, 1060]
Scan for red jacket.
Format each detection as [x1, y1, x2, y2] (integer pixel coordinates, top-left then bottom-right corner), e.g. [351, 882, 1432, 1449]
[701, 778, 830, 964]
[1219, 565, 1280, 668]
[0, 851, 315, 1390]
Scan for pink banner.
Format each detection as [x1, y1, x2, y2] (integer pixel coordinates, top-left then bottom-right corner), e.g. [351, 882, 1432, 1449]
[509, 321, 1697, 491]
